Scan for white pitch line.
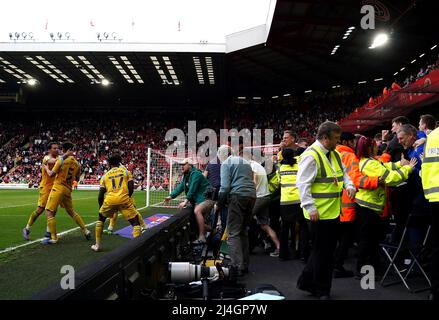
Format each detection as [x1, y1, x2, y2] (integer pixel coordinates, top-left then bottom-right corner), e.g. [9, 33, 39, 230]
[0, 201, 148, 254]
[0, 215, 98, 217]
[0, 204, 39, 209]
[0, 221, 98, 255]
[0, 196, 97, 209]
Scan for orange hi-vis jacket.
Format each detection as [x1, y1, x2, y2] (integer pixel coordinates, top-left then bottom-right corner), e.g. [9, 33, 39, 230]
[336, 145, 379, 222]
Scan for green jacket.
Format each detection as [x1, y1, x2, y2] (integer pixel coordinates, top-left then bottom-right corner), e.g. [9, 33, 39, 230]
[170, 167, 210, 205]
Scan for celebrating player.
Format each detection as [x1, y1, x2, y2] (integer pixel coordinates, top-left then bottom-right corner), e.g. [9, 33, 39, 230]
[103, 162, 147, 234]
[22, 142, 72, 241]
[104, 193, 147, 235]
[42, 142, 91, 244]
[91, 153, 143, 252]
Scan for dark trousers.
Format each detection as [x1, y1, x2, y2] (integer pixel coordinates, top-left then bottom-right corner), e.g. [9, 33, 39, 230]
[356, 204, 382, 272]
[297, 217, 339, 296]
[431, 202, 439, 297]
[391, 185, 411, 242]
[226, 195, 256, 271]
[334, 221, 355, 270]
[279, 204, 309, 260]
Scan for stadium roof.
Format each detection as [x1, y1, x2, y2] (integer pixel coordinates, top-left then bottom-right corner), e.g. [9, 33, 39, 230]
[231, 0, 439, 96]
[0, 0, 276, 53]
[0, 0, 438, 108]
[0, 52, 226, 107]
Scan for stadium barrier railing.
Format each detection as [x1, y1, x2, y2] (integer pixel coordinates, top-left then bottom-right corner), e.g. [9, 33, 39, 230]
[32, 207, 194, 300]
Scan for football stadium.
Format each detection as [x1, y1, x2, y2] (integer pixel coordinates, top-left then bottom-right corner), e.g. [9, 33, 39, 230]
[0, 0, 439, 306]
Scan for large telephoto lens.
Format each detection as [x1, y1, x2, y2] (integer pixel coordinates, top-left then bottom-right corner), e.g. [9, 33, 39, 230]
[169, 262, 229, 282]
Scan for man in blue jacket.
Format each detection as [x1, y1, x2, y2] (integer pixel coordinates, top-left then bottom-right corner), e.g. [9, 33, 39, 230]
[397, 124, 431, 247]
[216, 145, 256, 278]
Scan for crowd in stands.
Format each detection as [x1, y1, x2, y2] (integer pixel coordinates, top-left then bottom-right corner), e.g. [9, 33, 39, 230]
[0, 97, 359, 187]
[401, 54, 439, 87]
[0, 55, 438, 187]
[0, 111, 221, 187]
[229, 88, 371, 142]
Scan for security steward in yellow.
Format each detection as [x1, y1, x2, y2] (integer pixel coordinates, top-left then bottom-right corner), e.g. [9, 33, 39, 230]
[355, 136, 416, 276]
[272, 148, 309, 261]
[421, 126, 439, 301]
[296, 121, 356, 300]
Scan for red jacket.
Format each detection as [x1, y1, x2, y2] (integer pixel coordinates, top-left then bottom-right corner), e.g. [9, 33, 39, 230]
[336, 145, 379, 222]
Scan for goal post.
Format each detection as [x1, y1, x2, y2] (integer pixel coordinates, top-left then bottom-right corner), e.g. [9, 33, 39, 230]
[145, 144, 279, 208]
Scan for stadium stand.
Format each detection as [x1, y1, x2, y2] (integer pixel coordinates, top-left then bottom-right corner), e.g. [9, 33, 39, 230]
[0, 64, 434, 187]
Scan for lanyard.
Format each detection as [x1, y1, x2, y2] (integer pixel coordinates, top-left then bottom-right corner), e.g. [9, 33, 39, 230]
[323, 151, 339, 186]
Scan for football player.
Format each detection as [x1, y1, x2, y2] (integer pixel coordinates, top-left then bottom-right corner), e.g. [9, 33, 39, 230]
[104, 163, 147, 234]
[91, 153, 143, 251]
[22, 142, 71, 240]
[42, 142, 91, 244]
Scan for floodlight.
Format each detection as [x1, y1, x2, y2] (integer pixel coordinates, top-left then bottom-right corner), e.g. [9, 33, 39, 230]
[369, 33, 389, 49]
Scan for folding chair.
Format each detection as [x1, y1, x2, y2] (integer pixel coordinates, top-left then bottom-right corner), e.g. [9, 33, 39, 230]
[380, 214, 432, 293]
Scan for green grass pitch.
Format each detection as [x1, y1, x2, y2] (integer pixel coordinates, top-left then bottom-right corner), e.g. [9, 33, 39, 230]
[0, 189, 177, 299]
[0, 189, 148, 249]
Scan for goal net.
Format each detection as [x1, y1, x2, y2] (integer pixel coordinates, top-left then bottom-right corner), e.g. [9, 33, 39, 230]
[146, 148, 187, 208]
[145, 145, 279, 208]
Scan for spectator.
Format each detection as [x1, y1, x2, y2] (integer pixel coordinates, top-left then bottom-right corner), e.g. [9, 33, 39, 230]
[384, 116, 412, 242]
[414, 114, 437, 149]
[419, 114, 436, 136]
[164, 158, 210, 243]
[216, 145, 256, 279]
[397, 124, 431, 249]
[384, 116, 410, 162]
[374, 132, 386, 156]
[243, 150, 281, 258]
[201, 155, 227, 237]
[296, 138, 309, 155]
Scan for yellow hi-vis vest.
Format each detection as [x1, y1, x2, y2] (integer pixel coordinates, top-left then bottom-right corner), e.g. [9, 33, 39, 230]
[356, 157, 412, 212]
[276, 161, 300, 205]
[422, 127, 439, 202]
[301, 145, 344, 220]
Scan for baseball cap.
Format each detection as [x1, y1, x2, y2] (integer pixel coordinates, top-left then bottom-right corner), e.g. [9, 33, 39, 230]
[179, 158, 195, 165]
